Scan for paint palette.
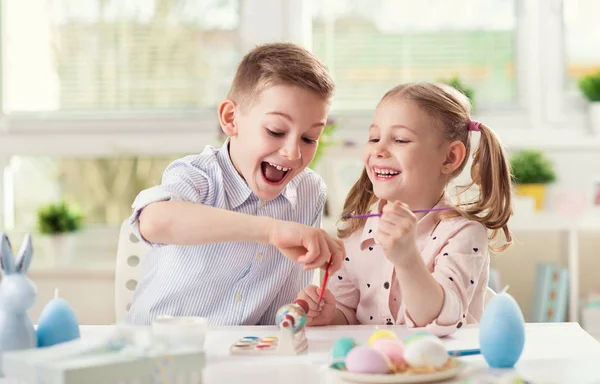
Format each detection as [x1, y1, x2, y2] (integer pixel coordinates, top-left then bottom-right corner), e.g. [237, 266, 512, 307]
[230, 336, 280, 355]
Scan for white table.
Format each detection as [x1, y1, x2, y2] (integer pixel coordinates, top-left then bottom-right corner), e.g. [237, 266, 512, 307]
[79, 322, 600, 384]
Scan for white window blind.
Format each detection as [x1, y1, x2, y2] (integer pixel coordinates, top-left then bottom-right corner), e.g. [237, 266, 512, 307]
[2, 0, 240, 114]
[310, 0, 517, 111]
[563, 0, 600, 88]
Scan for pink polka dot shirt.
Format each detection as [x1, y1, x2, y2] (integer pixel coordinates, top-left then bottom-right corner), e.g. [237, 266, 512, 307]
[328, 196, 490, 337]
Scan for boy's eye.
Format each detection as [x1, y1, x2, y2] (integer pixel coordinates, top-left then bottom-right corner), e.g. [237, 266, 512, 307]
[302, 137, 318, 144]
[267, 129, 285, 137]
[369, 138, 380, 143]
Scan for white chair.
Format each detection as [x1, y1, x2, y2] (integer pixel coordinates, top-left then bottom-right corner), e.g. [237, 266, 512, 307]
[484, 286, 497, 307]
[114, 219, 150, 322]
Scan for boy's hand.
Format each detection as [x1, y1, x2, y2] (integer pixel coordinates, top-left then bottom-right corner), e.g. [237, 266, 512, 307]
[269, 222, 345, 273]
[296, 285, 336, 326]
[375, 201, 419, 267]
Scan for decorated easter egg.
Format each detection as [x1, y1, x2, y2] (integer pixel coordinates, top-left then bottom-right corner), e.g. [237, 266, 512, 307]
[403, 337, 448, 369]
[331, 337, 359, 369]
[37, 289, 80, 348]
[479, 290, 525, 368]
[345, 346, 390, 374]
[368, 329, 398, 346]
[371, 339, 406, 369]
[403, 331, 436, 345]
[275, 299, 308, 333]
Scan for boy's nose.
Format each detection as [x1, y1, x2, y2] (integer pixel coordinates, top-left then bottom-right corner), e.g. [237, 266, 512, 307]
[282, 141, 301, 161]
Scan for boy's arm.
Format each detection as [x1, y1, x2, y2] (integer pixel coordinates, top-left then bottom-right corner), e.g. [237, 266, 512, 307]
[132, 157, 344, 270]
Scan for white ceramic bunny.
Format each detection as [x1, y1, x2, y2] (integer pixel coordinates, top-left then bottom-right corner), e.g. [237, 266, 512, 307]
[0, 233, 37, 353]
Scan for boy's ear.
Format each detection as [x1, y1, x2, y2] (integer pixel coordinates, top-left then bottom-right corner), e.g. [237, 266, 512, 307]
[218, 99, 237, 137]
[441, 140, 466, 175]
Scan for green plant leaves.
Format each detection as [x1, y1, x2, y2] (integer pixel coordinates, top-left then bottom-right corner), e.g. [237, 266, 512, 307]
[37, 200, 84, 235]
[578, 71, 600, 102]
[509, 150, 556, 184]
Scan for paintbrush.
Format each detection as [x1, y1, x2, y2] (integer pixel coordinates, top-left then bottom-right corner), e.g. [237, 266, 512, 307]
[342, 207, 454, 220]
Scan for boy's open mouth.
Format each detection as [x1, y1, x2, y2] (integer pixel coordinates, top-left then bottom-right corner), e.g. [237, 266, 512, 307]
[261, 161, 291, 184]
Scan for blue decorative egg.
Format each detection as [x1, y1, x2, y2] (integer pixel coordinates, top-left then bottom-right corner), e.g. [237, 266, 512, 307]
[479, 291, 525, 368]
[36, 289, 80, 348]
[331, 337, 358, 369]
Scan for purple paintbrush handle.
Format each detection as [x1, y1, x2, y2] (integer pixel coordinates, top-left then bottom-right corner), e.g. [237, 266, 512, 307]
[342, 207, 453, 220]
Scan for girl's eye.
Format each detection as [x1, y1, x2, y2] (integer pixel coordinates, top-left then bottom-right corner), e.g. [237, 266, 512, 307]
[395, 139, 410, 144]
[302, 137, 318, 144]
[267, 129, 285, 137]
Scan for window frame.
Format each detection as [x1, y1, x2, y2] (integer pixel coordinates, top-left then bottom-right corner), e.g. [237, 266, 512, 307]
[0, 0, 597, 231]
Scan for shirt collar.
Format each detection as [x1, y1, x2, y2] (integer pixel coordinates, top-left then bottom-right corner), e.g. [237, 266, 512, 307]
[359, 195, 452, 250]
[216, 138, 298, 209]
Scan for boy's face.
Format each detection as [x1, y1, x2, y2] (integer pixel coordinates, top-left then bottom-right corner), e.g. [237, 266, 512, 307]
[226, 84, 330, 201]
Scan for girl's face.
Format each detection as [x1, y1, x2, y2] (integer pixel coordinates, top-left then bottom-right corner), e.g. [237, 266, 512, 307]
[363, 98, 450, 209]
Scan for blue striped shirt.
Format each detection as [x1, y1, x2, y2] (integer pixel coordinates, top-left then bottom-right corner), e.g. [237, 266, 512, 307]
[124, 139, 326, 326]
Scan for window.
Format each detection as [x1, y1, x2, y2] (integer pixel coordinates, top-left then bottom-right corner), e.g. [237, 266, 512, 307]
[3, 0, 240, 115]
[310, 0, 517, 111]
[563, 0, 600, 89]
[8, 155, 183, 230]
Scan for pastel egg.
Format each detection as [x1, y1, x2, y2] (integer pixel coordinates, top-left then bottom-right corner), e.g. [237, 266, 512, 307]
[345, 346, 391, 374]
[404, 338, 449, 369]
[371, 339, 406, 369]
[368, 329, 398, 346]
[403, 331, 436, 345]
[331, 337, 359, 369]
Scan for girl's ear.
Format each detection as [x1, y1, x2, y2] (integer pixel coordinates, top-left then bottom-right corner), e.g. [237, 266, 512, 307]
[441, 140, 467, 175]
[0, 233, 15, 275]
[218, 99, 238, 137]
[15, 234, 33, 275]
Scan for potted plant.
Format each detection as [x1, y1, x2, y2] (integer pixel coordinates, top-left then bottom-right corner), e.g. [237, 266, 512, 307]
[309, 117, 338, 170]
[578, 70, 600, 133]
[37, 200, 84, 266]
[510, 150, 556, 211]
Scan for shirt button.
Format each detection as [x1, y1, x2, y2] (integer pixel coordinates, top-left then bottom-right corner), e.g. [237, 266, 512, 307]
[256, 253, 263, 261]
[235, 293, 242, 302]
[384, 282, 390, 289]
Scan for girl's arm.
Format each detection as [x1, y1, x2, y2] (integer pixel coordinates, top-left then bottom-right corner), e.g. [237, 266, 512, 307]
[394, 247, 444, 327]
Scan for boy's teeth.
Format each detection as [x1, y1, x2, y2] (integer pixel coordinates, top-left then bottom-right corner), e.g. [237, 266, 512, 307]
[269, 162, 290, 172]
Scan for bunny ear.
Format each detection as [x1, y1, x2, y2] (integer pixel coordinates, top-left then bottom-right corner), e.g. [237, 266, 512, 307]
[0, 233, 15, 275]
[15, 233, 33, 274]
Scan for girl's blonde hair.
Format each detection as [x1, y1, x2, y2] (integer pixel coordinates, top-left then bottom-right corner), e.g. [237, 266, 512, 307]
[338, 82, 513, 252]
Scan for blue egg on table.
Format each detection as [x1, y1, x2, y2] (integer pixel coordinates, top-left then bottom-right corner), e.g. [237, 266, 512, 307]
[331, 337, 359, 369]
[479, 290, 525, 368]
[36, 289, 81, 348]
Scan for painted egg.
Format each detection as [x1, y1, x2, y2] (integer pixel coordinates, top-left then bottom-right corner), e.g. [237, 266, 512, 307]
[371, 339, 406, 369]
[331, 337, 359, 369]
[403, 331, 436, 345]
[368, 329, 398, 346]
[403, 337, 448, 369]
[345, 346, 391, 374]
[479, 291, 525, 368]
[275, 300, 307, 333]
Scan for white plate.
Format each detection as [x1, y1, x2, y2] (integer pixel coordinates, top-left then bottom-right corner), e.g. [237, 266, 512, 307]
[330, 361, 465, 383]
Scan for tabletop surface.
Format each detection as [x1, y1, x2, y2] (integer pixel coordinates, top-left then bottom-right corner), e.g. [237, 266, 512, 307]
[77, 322, 600, 384]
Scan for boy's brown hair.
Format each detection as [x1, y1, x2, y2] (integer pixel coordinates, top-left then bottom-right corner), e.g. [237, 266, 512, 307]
[227, 42, 334, 107]
[339, 82, 513, 252]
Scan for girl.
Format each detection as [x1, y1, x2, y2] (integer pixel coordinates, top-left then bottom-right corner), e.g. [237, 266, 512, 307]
[297, 82, 513, 336]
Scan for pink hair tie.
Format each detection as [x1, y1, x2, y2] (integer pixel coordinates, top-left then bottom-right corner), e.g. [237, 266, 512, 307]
[469, 120, 481, 132]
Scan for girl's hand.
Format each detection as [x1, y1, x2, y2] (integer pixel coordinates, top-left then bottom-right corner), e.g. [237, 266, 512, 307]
[296, 285, 336, 326]
[375, 201, 419, 267]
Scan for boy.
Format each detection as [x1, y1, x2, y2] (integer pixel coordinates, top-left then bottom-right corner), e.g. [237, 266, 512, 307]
[125, 42, 345, 326]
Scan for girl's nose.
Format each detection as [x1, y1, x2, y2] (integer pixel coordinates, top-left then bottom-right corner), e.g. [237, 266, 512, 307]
[373, 142, 390, 158]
